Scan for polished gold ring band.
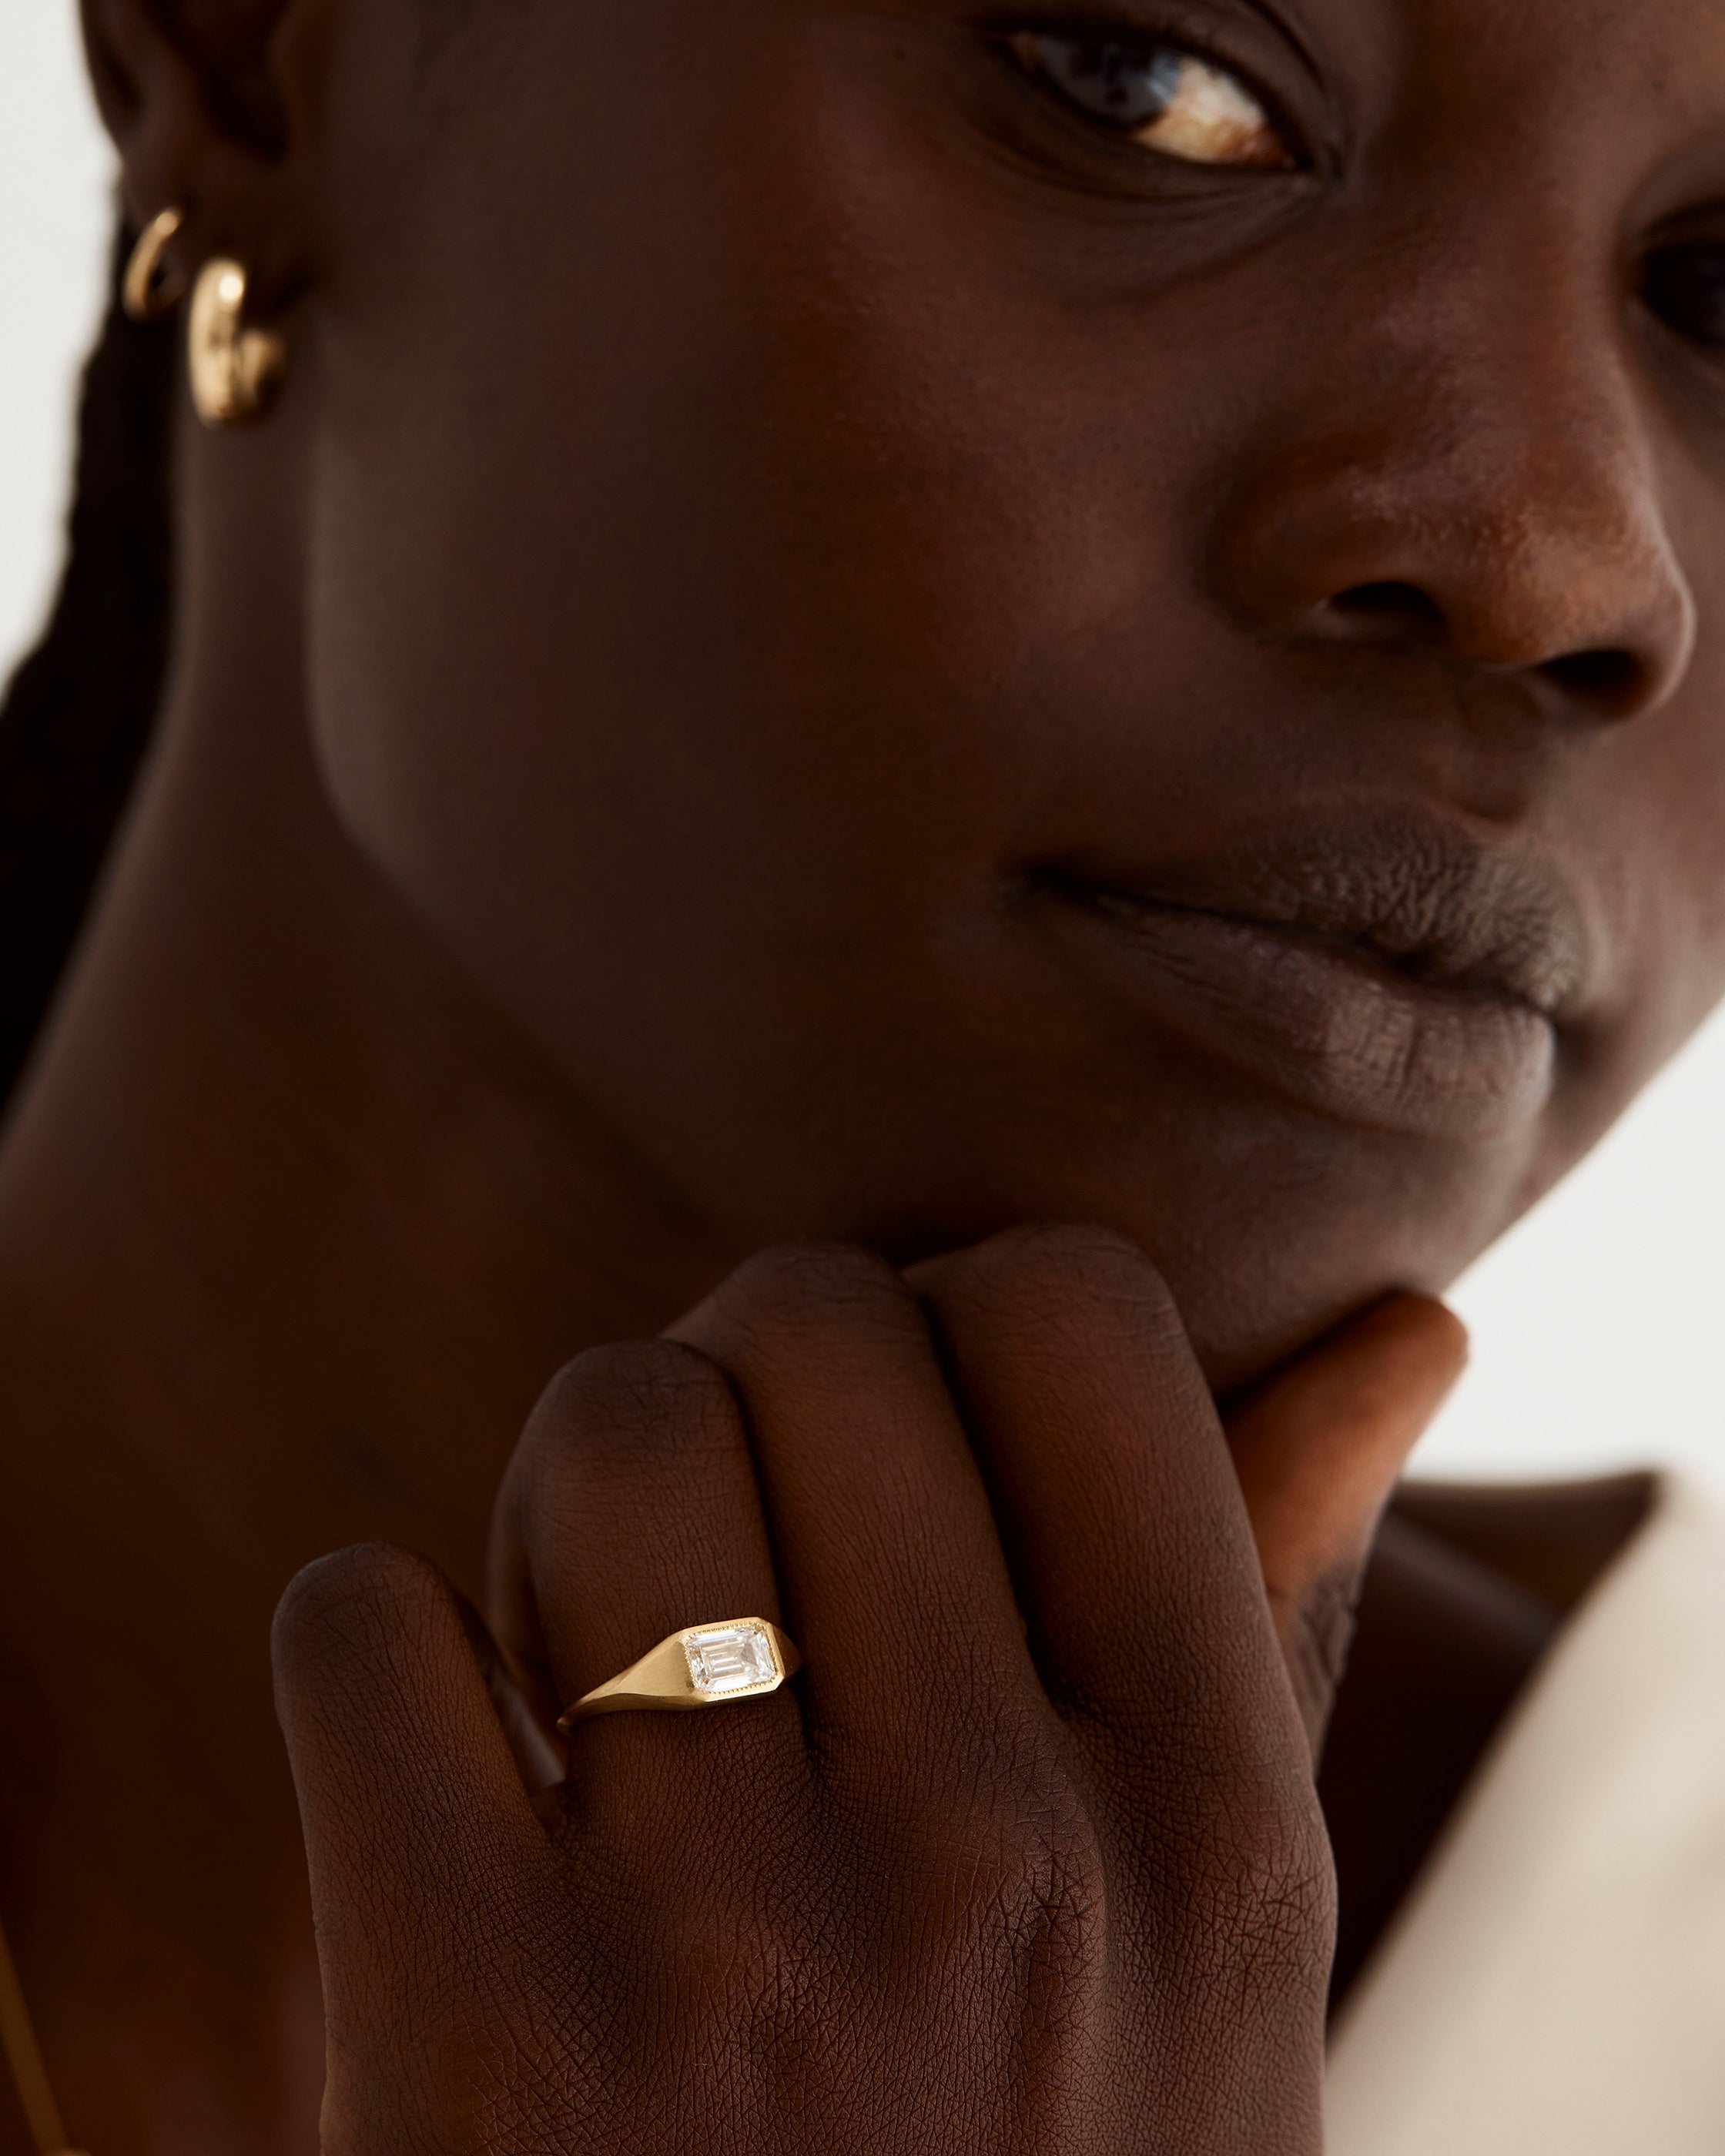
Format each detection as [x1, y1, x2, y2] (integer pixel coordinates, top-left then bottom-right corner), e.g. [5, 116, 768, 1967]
[558, 1617, 802, 1732]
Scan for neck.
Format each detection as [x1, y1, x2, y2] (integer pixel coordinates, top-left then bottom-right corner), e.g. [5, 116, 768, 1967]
[0, 390, 733, 1601]
[0, 386, 732, 2154]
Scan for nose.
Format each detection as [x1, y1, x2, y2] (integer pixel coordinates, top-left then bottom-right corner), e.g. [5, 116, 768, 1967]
[1210, 320, 1697, 726]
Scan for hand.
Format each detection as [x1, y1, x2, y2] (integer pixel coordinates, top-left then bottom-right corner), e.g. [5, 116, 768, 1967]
[273, 1227, 1464, 2155]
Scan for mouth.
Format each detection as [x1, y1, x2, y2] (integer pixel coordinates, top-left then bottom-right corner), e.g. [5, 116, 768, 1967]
[1031, 816, 1591, 1143]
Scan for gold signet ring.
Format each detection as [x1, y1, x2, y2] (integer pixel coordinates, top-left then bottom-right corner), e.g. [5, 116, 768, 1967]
[558, 1618, 802, 1732]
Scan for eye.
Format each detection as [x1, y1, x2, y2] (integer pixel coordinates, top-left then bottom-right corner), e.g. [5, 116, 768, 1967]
[1006, 28, 1296, 172]
[1643, 243, 1725, 354]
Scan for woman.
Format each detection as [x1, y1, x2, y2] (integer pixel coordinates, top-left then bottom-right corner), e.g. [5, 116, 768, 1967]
[2, 0, 1723, 2149]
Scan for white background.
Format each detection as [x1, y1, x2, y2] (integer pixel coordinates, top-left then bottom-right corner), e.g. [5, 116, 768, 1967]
[5, 6, 1723, 1489]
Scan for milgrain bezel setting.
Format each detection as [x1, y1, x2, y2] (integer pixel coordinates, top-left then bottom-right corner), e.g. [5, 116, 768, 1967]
[558, 1617, 801, 1731]
[683, 1622, 783, 1697]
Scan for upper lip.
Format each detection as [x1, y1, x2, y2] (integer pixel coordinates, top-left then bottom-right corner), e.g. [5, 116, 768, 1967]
[1037, 813, 1593, 1023]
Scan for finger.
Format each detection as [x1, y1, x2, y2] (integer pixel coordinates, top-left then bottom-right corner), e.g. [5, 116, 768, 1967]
[465, 1597, 570, 1810]
[1225, 1294, 1469, 1753]
[272, 1545, 544, 2045]
[487, 1339, 799, 1810]
[910, 1226, 1293, 1772]
[667, 1245, 1034, 1753]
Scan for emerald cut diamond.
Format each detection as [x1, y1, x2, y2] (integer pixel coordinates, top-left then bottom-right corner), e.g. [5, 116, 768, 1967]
[683, 1622, 779, 1696]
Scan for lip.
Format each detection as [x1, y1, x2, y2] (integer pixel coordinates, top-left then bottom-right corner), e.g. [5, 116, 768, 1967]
[1032, 817, 1591, 1142]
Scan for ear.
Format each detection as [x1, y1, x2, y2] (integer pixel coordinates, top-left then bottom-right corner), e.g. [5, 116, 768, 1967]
[80, 0, 317, 296]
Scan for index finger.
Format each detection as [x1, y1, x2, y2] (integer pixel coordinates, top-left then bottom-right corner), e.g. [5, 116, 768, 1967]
[1225, 1294, 1469, 1751]
[911, 1225, 1302, 1779]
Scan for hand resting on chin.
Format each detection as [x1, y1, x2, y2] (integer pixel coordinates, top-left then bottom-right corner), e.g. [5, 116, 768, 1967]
[273, 1226, 1465, 2156]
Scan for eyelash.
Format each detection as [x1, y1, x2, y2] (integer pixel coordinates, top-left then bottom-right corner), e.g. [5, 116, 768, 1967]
[990, 14, 1305, 176]
[985, 24, 1725, 391]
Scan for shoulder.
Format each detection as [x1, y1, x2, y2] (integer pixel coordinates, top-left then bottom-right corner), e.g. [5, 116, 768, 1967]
[1328, 1475, 1725, 2156]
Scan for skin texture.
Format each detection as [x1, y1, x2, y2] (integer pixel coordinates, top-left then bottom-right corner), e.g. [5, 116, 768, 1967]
[0, 0, 1723, 2147]
[278, 1235, 1463, 2156]
[310, 0, 1725, 1382]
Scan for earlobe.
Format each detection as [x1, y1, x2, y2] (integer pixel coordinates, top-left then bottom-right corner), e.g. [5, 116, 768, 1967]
[88, 0, 310, 431]
[122, 210, 293, 427]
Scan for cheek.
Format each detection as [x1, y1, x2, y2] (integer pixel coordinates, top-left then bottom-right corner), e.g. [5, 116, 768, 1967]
[302, 25, 1177, 1129]
[296, 2, 1725, 1380]
[1585, 699, 1725, 1102]
[307, 0, 1278, 935]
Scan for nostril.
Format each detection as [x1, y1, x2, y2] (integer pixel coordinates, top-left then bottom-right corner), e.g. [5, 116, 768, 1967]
[1539, 647, 1646, 719]
[1318, 591, 1653, 718]
[1322, 581, 1450, 644]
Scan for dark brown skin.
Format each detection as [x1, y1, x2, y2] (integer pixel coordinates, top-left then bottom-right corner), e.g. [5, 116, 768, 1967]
[2, 0, 1725, 2147]
[278, 1237, 1464, 2156]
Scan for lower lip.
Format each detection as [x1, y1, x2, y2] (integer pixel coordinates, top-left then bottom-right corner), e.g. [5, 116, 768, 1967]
[1044, 889, 1558, 1143]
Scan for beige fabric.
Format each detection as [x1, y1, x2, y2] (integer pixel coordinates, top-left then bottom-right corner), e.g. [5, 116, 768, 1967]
[1326, 1476, 1725, 2154]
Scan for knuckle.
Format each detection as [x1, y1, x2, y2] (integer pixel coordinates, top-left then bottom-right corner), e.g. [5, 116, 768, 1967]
[1009, 1834, 1110, 2037]
[1273, 1563, 1365, 1742]
[832, 1721, 1107, 1981]
[272, 1544, 447, 1679]
[980, 1790, 1102, 1936]
[929, 1779, 1110, 2034]
[1170, 1773, 1337, 2000]
[952, 1222, 1181, 1338]
[665, 1889, 808, 2017]
[495, 1343, 748, 1575]
[721, 1240, 924, 1338]
[519, 1338, 742, 1483]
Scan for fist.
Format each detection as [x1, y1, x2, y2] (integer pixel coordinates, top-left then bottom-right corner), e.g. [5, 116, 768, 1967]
[274, 1227, 1463, 2155]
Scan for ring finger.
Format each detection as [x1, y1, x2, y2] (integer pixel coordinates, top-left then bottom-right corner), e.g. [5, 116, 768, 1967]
[487, 1337, 801, 1825]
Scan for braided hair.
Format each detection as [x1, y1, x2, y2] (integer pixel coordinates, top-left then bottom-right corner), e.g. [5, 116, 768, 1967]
[0, 3, 495, 1109]
[0, 223, 176, 1105]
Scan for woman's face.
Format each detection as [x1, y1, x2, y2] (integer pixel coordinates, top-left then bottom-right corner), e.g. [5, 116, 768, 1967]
[304, 0, 1725, 1385]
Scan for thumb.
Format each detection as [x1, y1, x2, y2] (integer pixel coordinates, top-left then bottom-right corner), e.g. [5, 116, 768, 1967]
[1224, 1294, 1469, 1756]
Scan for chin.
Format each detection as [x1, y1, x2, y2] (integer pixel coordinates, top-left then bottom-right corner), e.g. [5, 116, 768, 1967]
[790, 1060, 1537, 1399]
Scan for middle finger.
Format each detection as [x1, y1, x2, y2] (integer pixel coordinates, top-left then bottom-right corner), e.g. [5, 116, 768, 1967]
[488, 1337, 798, 1812]
[669, 1244, 1037, 1756]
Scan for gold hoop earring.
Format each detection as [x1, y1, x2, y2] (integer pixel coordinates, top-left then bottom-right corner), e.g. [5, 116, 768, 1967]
[188, 256, 288, 429]
[122, 206, 189, 323]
